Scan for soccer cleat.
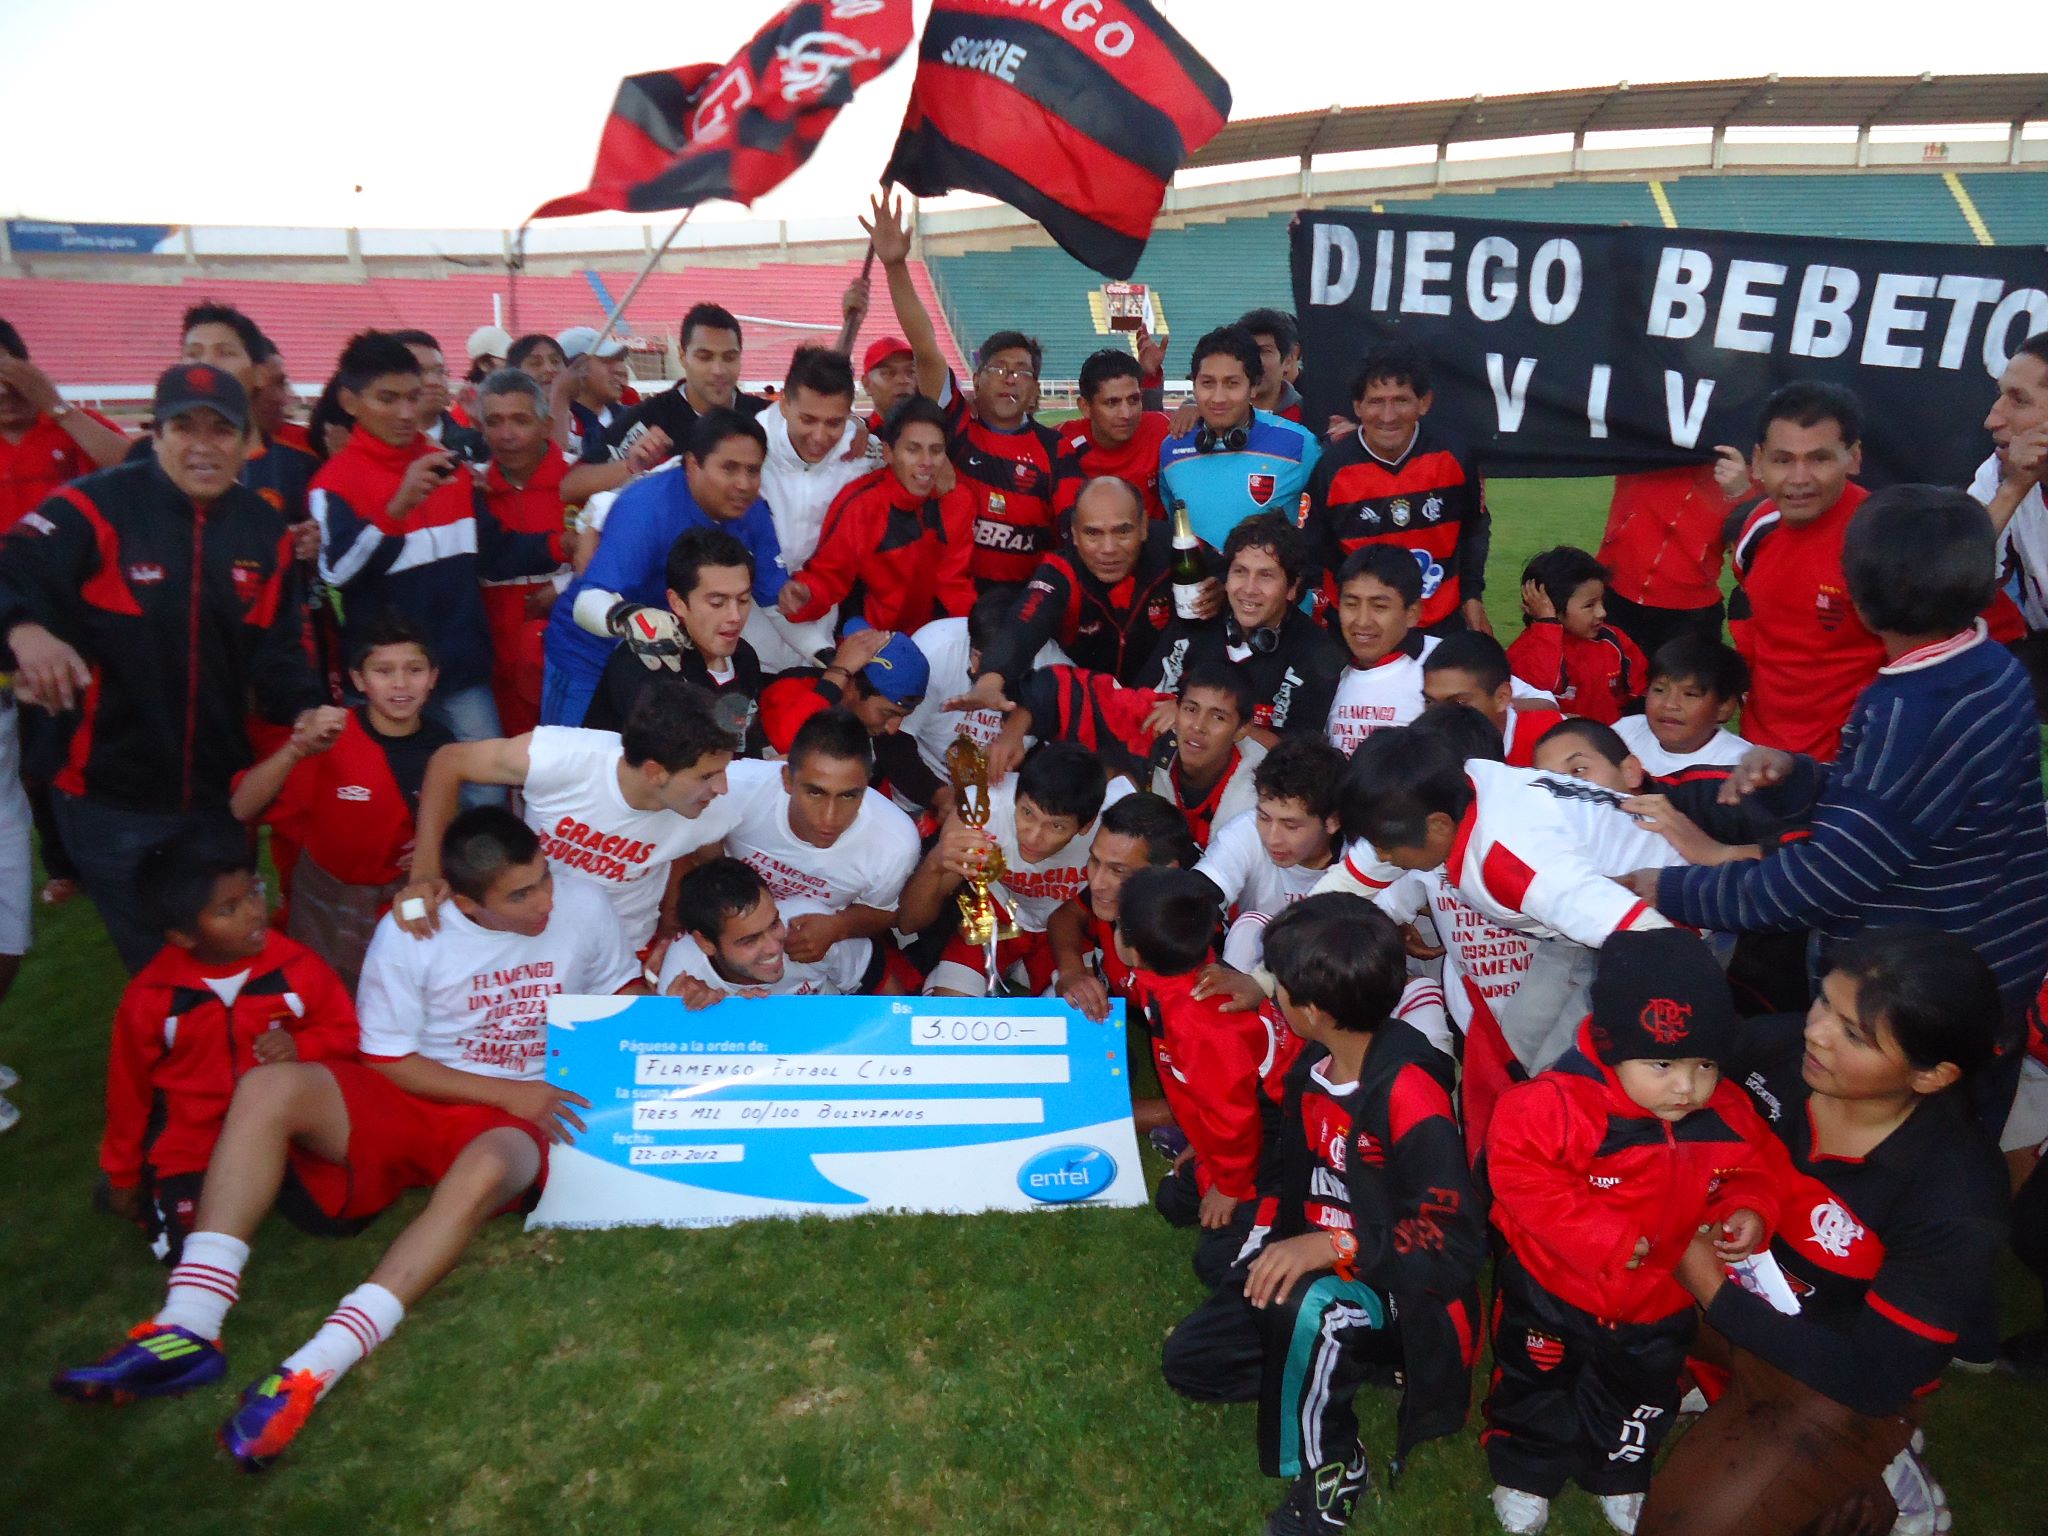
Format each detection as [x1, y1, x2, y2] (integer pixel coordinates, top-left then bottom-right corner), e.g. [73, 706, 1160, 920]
[219, 1367, 324, 1471]
[1491, 1485, 1551, 1535]
[1883, 1437, 1953, 1536]
[1262, 1446, 1371, 1534]
[50, 1322, 226, 1403]
[1598, 1492, 1645, 1533]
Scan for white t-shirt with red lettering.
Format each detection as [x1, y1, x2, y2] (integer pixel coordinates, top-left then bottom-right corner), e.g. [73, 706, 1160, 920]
[356, 874, 638, 1080]
[521, 726, 740, 947]
[720, 758, 920, 913]
[1194, 809, 1331, 919]
[986, 774, 1133, 933]
[1324, 636, 1440, 757]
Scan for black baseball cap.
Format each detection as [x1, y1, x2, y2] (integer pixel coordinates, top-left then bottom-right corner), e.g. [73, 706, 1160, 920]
[153, 363, 249, 432]
[1588, 928, 1737, 1065]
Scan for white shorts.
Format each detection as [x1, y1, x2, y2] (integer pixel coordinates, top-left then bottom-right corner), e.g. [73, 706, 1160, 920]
[2000, 1056, 2048, 1154]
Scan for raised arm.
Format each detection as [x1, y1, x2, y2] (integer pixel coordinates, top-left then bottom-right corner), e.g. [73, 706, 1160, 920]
[863, 192, 947, 403]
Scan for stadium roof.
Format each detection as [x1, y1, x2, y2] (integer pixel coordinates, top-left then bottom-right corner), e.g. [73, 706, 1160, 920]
[1188, 73, 2048, 168]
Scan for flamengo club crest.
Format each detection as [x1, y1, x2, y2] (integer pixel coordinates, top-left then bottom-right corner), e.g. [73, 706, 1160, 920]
[1525, 1330, 1565, 1371]
[1639, 997, 1691, 1045]
[1246, 472, 1276, 506]
[1807, 1198, 1866, 1259]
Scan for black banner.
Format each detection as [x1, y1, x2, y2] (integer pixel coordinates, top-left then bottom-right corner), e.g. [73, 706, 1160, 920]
[1291, 209, 2048, 485]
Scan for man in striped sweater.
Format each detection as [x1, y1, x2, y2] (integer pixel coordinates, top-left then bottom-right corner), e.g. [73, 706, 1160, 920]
[1634, 485, 2048, 1133]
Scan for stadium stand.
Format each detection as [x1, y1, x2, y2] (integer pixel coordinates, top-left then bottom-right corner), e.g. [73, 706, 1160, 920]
[1961, 171, 2048, 244]
[0, 262, 969, 397]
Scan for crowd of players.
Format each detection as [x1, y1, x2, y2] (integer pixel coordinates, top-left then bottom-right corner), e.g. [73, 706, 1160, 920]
[3, 187, 2048, 1534]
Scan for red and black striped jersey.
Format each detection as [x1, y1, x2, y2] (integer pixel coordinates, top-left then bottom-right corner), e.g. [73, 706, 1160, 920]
[1055, 411, 1172, 522]
[937, 370, 1065, 583]
[1304, 423, 1490, 631]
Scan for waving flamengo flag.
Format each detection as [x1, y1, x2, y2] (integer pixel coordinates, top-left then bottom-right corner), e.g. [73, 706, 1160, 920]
[533, 1, 912, 220]
[884, 0, 1230, 278]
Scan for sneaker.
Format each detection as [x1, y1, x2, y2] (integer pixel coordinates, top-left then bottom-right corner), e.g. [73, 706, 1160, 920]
[1598, 1492, 1645, 1533]
[1263, 1445, 1371, 1534]
[0, 1062, 18, 1090]
[1491, 1485, 1550, 1535]
[50, 1322, 227, 1402]
[220, 1367, 324, 1471]
[1148, 1125, 1191, 1161]
[0, 1093, 17, 1134]
[1883, 1437, 1953, 1536]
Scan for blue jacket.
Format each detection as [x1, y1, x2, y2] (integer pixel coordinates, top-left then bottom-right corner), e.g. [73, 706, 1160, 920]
[1159, 409, 1323, 551]
[1657, 624, 2048, 1015]
[544, 469, 786, 689]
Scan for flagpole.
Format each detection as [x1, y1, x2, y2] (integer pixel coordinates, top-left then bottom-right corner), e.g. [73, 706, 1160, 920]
[589, 206, 696, 356]
[834, 178, 893, 356]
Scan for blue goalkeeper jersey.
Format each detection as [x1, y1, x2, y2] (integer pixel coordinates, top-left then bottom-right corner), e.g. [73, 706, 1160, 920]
[1159, 410, 1323, 550]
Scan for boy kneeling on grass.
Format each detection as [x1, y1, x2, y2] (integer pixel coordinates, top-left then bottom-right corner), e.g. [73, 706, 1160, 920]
[54, 808, 643, 1470]
[1163, 894, 1485, 1536]
[1481, 930, 1787, 1536]
[101, 826, 359, 1264]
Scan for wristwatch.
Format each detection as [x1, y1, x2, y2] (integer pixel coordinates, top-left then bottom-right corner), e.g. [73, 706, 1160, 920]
[1328, 1228, 1359, 1282]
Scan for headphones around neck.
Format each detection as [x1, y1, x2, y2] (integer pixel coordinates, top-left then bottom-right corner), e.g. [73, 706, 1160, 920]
[1194, 419, 1250, 454]
[1225, 613, 1282, 655]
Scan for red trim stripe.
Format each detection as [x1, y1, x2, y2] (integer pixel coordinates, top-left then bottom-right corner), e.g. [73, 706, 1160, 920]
[1867, 1292, 1957, 1344]
[328, 1307, 380, 1353]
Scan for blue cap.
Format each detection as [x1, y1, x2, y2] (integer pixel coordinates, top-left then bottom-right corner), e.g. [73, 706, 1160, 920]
[841, 619, 930, 704]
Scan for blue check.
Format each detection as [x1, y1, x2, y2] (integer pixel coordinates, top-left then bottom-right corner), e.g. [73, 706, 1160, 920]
[527, 993, 1145, 1229]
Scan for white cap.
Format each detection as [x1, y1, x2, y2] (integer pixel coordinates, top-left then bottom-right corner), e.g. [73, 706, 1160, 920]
[466, 324, 513, 361]
[556, 325, 628, 361]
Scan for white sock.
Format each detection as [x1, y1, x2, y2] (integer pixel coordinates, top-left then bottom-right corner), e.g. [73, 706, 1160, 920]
[280, 1283, 406, 1397]
[154, 1231, 250, 1340]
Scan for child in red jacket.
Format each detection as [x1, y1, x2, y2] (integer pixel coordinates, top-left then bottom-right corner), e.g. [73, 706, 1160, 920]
[102, 826, 358, 1264]
[1482, 930, 1788, 1536]
[1508, 546, 1648, 725]
[1116, 865, 1301, 1288]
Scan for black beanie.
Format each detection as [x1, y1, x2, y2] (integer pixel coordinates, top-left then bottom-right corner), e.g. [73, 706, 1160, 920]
[1588, 929, 1737, 1066]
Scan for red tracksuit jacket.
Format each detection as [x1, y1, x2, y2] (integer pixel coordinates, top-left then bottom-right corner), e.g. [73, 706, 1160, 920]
[789, 467, 976, 635]
[1506, 618, 1647, 726]
[101, 932, 359, 1189]
[1486, 1018, 1789, 1324]
[1133, 966, 1301, 1201]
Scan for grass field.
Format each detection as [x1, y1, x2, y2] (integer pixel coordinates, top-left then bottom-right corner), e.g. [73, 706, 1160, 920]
[4, 478, 2044, 1535]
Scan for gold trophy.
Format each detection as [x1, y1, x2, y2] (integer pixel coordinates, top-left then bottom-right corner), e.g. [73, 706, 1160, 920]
[945, 733, 1020, 991]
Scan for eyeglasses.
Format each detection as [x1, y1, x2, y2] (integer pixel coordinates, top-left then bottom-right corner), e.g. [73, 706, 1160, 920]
[981, 363, 1037, 382]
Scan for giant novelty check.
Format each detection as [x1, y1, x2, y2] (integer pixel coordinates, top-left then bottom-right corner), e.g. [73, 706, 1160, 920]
[527, 993, 1146, 1229]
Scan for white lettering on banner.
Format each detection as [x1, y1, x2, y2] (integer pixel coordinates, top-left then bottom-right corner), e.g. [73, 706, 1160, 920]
[1487, 354, 1537, 433]
[629, 1144, 744, 1166]
[1371, 228, 1395, 311]
[940, 35, 1028, 81]
[1664, 371, 1715, 450]
[1309, 224, 1359, 307]
[1791, 266, 1860, 359]
[1714, 260, 1788, 354]
[634, 1053, 1072, 1086]
[1936, 275, 2005, 368]
[1401, 230, 1456, 316]
[1467, 236, 1518, 322]
[1587, 364, 1611, 440]
[630, 1097, 1046, 1130]
[1647, 247, 1713, 339]
[1528, 239, 1583, 325]
[1862, 273, 1938, 368]
[1987, 290, 2048, 371]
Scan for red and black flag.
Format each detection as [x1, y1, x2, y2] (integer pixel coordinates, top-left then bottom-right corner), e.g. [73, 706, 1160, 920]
[884, 0, 1230, 279]
[532, 1, 912, 220]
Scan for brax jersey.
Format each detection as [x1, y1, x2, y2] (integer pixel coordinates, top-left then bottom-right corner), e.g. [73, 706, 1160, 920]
[936, 370, 1065, 584]
[521, 726, 741, 947]
[1055, 411, 1172, 522]
[356, 874, 637, 1080]
[1717, 1015, 2009, 1415]
[1326, 633, 1439, 755]
[1304, 423, 1488, 632]
[1158, 409, 1323, 553]
[985, 773, 1133, 932]
[720, 758, 920, 915]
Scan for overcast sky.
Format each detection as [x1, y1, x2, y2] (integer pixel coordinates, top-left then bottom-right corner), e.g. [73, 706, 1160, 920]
[0, 1, 2023, 230]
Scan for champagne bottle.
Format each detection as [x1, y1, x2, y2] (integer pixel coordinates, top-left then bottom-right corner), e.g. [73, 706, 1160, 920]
[1170, 502, 1208, 621]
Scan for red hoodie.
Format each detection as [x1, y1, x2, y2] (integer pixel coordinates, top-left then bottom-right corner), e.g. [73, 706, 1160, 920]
[1506, 618, 1648, 726]
[101, 932, 359, 1189]
[1132, 966, 1302, 1200]
[1485, 1017, 1789, 1324]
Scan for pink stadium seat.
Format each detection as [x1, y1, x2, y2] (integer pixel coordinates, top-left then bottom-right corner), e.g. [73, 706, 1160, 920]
[0, 262, 968, 393]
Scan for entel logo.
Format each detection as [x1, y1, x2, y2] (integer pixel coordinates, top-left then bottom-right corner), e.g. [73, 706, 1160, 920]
[1017, 1144, 1116, 1204]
